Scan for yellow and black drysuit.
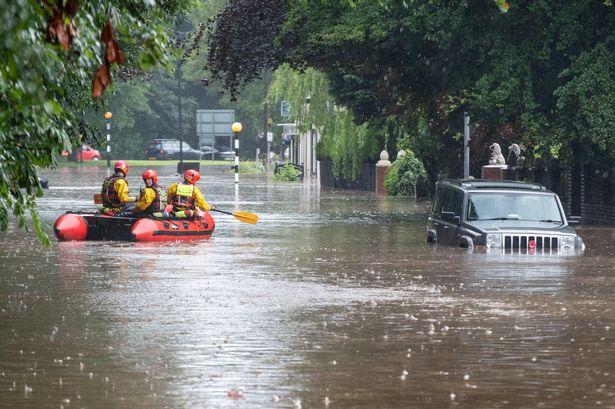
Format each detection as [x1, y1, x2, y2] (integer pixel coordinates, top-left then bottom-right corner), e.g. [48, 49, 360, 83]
[132, 184, 165, 216]
[165, 181, 212, 218]
[101, 172, 135, 214]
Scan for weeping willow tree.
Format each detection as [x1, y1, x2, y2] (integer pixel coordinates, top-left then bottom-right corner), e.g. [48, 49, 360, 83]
[269, 65, 379, 180]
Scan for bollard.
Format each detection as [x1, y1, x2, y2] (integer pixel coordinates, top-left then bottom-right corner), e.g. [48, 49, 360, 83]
[104, 111, 112, 170]
[231, 122, 242, 184]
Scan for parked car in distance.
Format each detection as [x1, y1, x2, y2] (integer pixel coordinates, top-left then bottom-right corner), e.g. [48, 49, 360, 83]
[200, 145, 218, 157]
[61, 144, 101, 161]
[215, 147, 235, 161]
[146, 139, 202, 160]
[426, 179, 585, 253]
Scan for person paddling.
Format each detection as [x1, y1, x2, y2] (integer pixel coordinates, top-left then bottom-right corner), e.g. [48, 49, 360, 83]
[101, 160, 136, 215]
[165, 169, 213, 218]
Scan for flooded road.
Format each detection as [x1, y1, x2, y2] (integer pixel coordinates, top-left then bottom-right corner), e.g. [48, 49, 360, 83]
[1, 165, 615, 408]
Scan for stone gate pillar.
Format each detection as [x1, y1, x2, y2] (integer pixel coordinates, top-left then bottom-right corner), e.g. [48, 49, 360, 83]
[375, 150, 391, 195]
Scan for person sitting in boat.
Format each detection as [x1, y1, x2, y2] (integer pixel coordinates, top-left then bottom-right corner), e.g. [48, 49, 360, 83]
[101, 160, 136, 215]
[118, 169, 165, 217]
[165, 169, 213, 218]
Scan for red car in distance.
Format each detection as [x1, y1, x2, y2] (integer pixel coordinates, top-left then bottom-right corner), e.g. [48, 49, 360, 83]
[61, 144, 102, 161]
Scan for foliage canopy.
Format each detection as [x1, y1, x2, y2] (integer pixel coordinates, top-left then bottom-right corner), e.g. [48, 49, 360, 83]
[0, 0, 192, 241]
[207, 0, 615, 179]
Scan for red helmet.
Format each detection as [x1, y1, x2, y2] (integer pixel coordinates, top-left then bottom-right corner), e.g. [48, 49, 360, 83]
[142, 169, 158, 184]
[184, 169, 200, 184]
[114, 160, 129, 175]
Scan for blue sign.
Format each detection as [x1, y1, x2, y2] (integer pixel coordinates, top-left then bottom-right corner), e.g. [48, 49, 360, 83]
[280, 101, 291, 117]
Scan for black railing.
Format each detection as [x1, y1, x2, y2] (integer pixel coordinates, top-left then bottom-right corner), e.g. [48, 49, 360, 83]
[505, 165, 615, 225]
[319, 161, 376, 191]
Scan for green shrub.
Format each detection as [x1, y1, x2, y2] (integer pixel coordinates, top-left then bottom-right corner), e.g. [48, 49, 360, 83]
[238, 161, 262, 174]
[274, 163, 302, 181]
[384, 150, 427, 196]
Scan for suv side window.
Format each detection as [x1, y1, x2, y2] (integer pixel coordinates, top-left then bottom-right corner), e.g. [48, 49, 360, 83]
[182, 142, 191, 151]
[441, 189, 464, 218]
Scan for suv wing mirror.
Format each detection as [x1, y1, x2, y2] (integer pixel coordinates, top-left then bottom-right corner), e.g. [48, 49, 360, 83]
[441, 211, 460, 223]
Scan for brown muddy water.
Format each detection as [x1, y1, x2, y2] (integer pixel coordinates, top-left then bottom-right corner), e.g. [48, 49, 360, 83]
[1, 165, 615, 409]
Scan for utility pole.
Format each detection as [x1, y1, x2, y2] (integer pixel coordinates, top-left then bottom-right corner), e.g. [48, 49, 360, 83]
[263, 72, 270, 166]
[463, 111, 470, 179]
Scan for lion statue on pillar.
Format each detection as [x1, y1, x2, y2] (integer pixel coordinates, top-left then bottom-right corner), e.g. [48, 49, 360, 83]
[488, 143, 506, 165]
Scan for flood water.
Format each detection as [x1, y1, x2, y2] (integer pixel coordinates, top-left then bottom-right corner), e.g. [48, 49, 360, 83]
[1, 165, 615, 408]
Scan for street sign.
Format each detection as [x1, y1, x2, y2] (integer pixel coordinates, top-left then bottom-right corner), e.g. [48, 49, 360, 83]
[280, 101, 291, 117]
[196, 109, 234, 149]
[259, 132, 275, 142]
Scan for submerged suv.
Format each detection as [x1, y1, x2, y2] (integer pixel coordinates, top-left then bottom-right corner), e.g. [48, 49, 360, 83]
[426, 180, 585, 252]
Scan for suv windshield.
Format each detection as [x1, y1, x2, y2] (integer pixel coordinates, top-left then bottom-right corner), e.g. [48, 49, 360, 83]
[467, 192, 563, 223]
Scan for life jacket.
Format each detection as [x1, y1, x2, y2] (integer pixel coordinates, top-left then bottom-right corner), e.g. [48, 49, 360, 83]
[171, 182, 195, 210]
[101, 172, 125, 208]
[141, 184, 165, 215]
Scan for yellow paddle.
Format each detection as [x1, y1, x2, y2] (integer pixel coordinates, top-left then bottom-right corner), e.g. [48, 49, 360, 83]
[211, 208, 259, 224]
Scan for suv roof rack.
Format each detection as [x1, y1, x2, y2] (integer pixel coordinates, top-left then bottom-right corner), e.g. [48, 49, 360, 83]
[440, 179, 548, 191]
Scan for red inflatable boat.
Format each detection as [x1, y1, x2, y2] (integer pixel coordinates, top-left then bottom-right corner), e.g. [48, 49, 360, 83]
[54, 212, 215, 242]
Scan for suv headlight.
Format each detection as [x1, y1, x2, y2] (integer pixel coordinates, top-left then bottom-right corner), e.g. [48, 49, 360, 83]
[486, 233, 502, 248]
[560, 235, 575, 249]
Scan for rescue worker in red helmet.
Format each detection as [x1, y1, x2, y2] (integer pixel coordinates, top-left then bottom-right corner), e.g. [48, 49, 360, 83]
[101, 160, 136, 214]
[165, 169, 213, 218]
[127, 169, 165, 216]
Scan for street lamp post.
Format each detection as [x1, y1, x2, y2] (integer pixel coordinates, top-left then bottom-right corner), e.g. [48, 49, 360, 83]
[231, 122, 242, 184]
[104, 111, 113, 171]
[463, 111, 470, 179]
[177, 63, 184, 171]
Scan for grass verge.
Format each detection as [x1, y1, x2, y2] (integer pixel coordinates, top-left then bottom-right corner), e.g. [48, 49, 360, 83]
[58, 159, 235, 167]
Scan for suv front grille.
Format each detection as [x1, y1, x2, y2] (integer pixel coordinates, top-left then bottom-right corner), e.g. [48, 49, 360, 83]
[503, 234, 559, 251]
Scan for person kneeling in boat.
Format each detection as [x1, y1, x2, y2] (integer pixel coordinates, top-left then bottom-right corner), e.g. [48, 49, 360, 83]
[101, 160, 136, 215]
[118, 169, 164, 217]
[164, 169, 213, 218]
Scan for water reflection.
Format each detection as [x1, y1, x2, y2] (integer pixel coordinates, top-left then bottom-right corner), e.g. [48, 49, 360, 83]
[1, 166, 615, 407]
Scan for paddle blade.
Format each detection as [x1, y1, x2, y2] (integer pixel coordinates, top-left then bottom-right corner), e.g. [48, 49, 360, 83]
[232, 211, 259, 224]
